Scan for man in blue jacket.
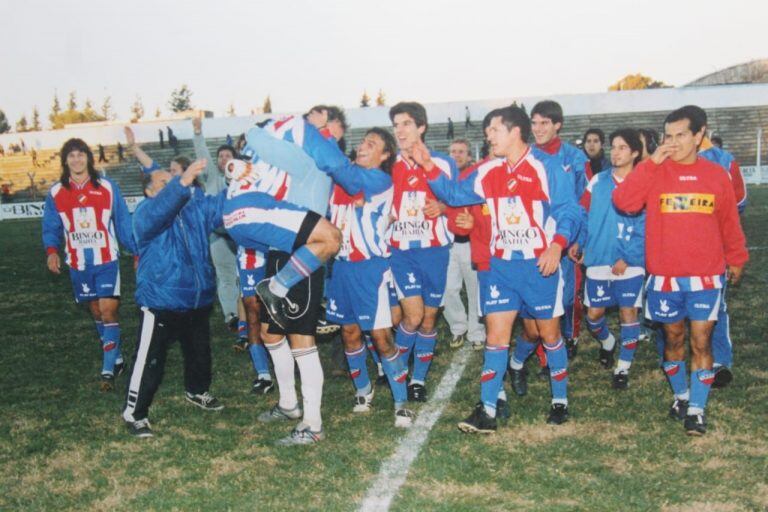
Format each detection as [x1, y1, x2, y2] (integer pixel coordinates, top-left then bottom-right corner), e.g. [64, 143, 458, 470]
[121, 159, 225, 438]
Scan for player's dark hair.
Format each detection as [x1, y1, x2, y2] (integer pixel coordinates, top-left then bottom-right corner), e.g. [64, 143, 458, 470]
[638, 128, 659, 155]
[217, 144, 238, 159]
[711, 135, 723, 148]
[680, 104, 708, 127]
[609, 128, 643, 166]
[491, 106, 531, 142]
[365, 127, 397, 174]
[450, 138, 470, 150]
[583, 128, 605, 144]
[171, 155, 191, 171]
[141, 172, 154, 197]
[389, 102, 428, 140]
[481, 110, 496, 132]
[59, 138, 100, 189]
[664, 107, 705, 135]
[325, 106, 349, 131]
[531, 100, 564, 126]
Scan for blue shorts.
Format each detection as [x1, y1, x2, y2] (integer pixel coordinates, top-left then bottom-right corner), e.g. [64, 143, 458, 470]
[237, 245, 268, 298]
[390, 246, 449, 308]
[388, 281, 400, 308]
[584, 274, 644, 309]
[69, 260, 120, 303]
[223, 191, 311, 254]
[238, 265, 266, 298]
[480, 258, 564, 319]
[326, 257, 393, 331]
[645, 286, 722, 323]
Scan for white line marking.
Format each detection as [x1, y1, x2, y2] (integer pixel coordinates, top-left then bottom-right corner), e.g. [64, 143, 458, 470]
[747, 246, 768, 251]
[358, 345, 472, 512]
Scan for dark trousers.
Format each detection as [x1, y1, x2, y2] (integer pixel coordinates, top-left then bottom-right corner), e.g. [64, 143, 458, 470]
[123, 305, 212, 422]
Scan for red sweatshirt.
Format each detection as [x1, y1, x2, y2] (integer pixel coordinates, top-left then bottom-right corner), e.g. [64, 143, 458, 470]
[445, 160, 493, 271]
[612, 157, 748, 279]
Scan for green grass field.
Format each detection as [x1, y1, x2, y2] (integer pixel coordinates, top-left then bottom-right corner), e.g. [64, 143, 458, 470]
[1, 187, 766, 511]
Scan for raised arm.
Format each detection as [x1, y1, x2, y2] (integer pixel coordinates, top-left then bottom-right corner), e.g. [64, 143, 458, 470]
[409, 142, 483, 206]
[124, 126, 155, 172]
[192, 116, 223, 194]
[109, 179, 137, 254]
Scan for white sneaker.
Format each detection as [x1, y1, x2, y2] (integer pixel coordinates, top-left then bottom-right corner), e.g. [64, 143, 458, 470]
[276, 422, 325, 446]
[353, 390, 374, 413]
[394, 408, 415, 428]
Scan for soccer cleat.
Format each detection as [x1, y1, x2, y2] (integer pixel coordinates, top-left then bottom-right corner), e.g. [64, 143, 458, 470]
[251, 378, 275, 395]
[126, 418, 154, 438]
[99, 373, 115, 392]
[510, 367, 528, 397]
[255, 279, 289, 329]
[375, 374, 389, 387]
[612, 372, 629, 390]
[233, 339, 249, 352]
[226, 314, 239, 333]
[114, 360, 126, 378]
[711, 367, 733, 389]
[352, 390, 375, 413]
[471, 340, 484, 351]
[457, 403, 497, 434]
[565, 337, 578, 360]
[394, 408, 416, 428]
[684, 413, 707, 436]
[407, 382, 427, 402]
[258, 403, 302, 423]
[496, 398, 511, 421]
[185, 391, 224, 411]
[276, 423, 325, 446]
[668, 399, 689, 421]
[546, 403, 569, 425]
[598, 348, 615, 369]
[449, 333, 466, 349]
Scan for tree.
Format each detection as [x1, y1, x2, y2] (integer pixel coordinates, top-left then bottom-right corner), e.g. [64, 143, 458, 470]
[101, 96, 113, 120]
[16, 115, 28, 132]
[67, 91, 77, 111]
[49, 92, 61, 126]
[608, 73, 671, 91]
[227, 103, 236, 116]
[360, 90, 370, 108]
[375, 89, 386, 107]
[168, 84, 193, 112]
[0, 110, 9, 133]
[31, 107, 41, 131]
[83, 99, 100, 121]
[130, 95, 145, 123]
[262, 95, 272, 114]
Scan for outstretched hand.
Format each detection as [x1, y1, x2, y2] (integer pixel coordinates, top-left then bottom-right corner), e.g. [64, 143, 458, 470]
[181, 159, 207, 186]
[407, 140, 434, 171]
[124, 126, 136, 147]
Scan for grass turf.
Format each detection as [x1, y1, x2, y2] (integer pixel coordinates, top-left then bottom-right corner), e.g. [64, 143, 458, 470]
[0, 186, 766, 511]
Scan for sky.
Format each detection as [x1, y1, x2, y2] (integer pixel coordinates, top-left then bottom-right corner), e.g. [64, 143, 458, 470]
[1, 0, 766, 128]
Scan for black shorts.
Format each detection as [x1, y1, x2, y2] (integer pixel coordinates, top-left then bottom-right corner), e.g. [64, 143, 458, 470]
[265, 211, 325, 336]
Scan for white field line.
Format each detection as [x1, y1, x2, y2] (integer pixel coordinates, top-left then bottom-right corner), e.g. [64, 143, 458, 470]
[358, 344, 472, 512]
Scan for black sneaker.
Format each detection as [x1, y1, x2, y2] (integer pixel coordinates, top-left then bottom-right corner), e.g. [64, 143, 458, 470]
[375, 374, 389, 387]
[684, 413, 707, 436]
[251, 378, 275, 395]
[407, 383, 427, 402]
[496, 398, 511, 421]
[537, 365, 550, 381]
[546, 403, 569, 425]
[99, 373, 115, 392]
[233, 339, 249, 352]
[712, 367, 733, 389]
[510, 368, 528, 397]
[612, 372, 629, 390]
[256, 279, 289, 329]
[457, 403, 497, 434]
[114, 360, 126, 378]
[227, 315, 239, 333]
[565, 337, 578, 360]
[668, 399, 689, 421]
[185, 391, 224, 411]
[598, 348, 615, 369]
[126, 418, 153, 438]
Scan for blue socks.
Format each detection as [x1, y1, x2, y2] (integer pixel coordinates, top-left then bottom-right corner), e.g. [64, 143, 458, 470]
[617, 321, 640, 369]
[101, 322, 121, 375]
[510, 335, 537, 370]
[481, 345, 509, 417]
[249, 343, 271, 380]
[395, 322, 417, 361]
[345, 346, 371, 395]
[545, 339, 568, 404]
[411, 331, 436, 385]
[381, 350, 408, 409]
[663, 360, 689, 399]
[238, 320, 248, 340]
[270, 246, 322, 297]
[94, 320, 104, 340]
[689, 368, 715, 415]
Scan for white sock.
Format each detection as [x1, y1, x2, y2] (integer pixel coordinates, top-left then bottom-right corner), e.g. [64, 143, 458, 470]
[293, 346, 324, 432]
[497, 388, 507, 401]
[615, 360, 631, 374]
[601, 333, 616, 351]
[509, 359, 524, 371]
[675, 390, 690, 401]
[268, 277, 289, 298]
[484, 404, 497, 418]
[264, 338, 298, 410]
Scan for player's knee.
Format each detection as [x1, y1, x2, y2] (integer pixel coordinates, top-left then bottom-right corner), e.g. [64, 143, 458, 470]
[586, 308, 603, 322]
[311, 219, 341, 256]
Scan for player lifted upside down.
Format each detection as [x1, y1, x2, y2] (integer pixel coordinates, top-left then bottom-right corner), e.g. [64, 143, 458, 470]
[411, 106, 583, 431]
[42, 138, 135, 391]
[613, 106, 748, 435]
[571, 128, 646, 389]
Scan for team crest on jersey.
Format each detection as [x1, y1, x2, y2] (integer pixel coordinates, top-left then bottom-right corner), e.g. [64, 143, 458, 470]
[78, 194, 87, 204]
[405, 193, 420, 217]
[506, 178, 518, 192]
[480, 369, 496, 382]
[407, 174, 419, 187]
[417, 352, 433, 363]
[79, 219, 91, 229]
[551, 368, 568, 381]
[562, 164, 572, 173]
[505, 211, 521, 225]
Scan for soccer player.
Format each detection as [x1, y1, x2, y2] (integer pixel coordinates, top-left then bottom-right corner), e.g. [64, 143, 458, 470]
[388, 101, 458, 402]
[122, 160, 225, 438]
[444, 138, 486, 350]
[613, 107, 748, 435]
[411, 106, 582, 430]
[582, 128, 610, 174]
[571, 129, 646, 389]
[531, 100, 589, 360]
[42, 138, 135, 391]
